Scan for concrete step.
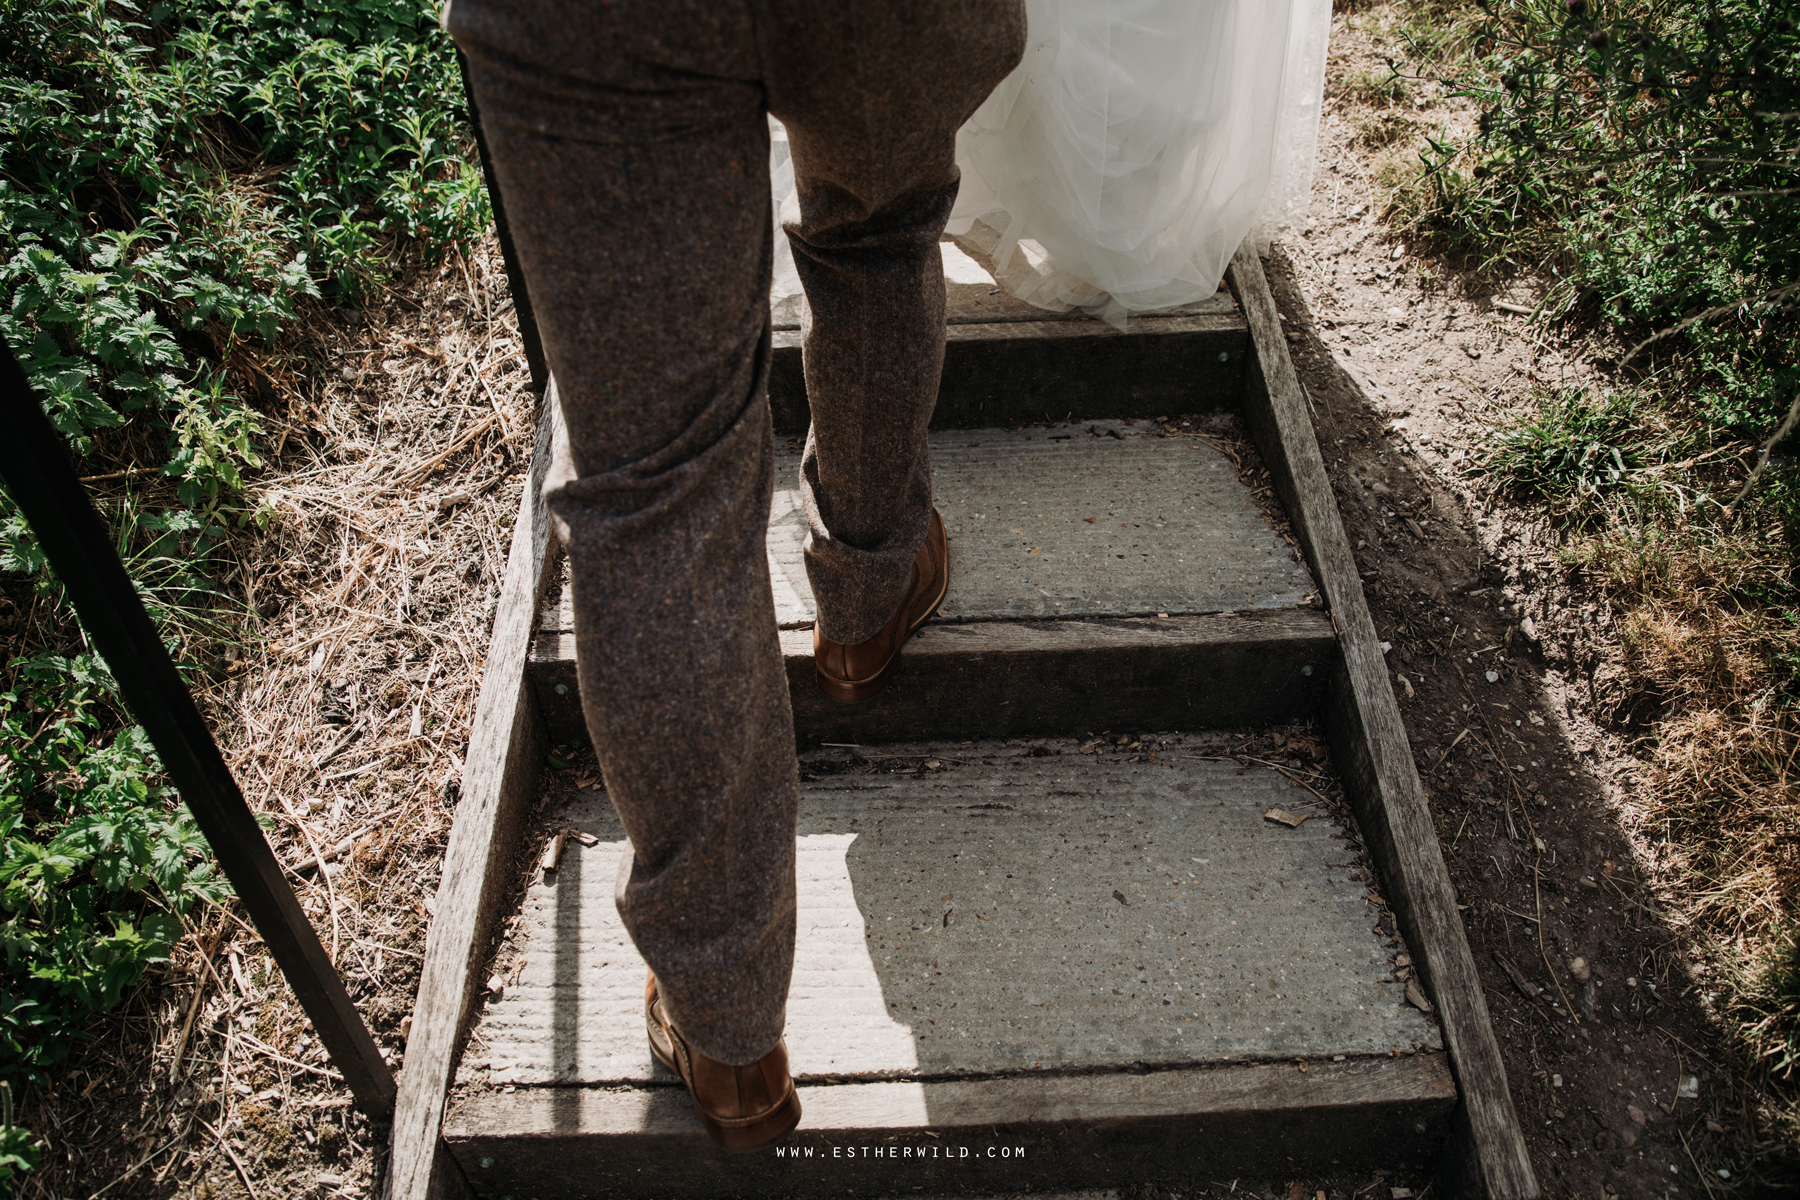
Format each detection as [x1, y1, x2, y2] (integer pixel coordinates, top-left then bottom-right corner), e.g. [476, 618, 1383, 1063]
[445, 737, 1452, 1198]
[529, 422, 1336, 744]
[767, 241, 1248, 436]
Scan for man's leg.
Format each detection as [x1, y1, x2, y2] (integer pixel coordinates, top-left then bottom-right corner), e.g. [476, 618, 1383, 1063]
[449, 0, 795, 1068]
[767, 1, 1026, 646]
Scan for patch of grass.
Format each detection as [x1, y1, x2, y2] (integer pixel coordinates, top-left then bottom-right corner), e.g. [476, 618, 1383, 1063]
[1763, 934, 1800, 1080]
[1406, 1, 1800, 382]
[0, 1080, 37, 1187]
[1540, 517, 1800, 1131]
[1341, 66, 1415, 109]
[1351, 108, 1421, 149]
[0, 1, 491, 1183]
[1372, 0, 1800, 1147]
[1484, 387, 1649, 511]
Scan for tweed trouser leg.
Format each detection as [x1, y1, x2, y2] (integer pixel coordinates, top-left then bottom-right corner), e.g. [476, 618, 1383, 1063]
[450, 0, 1024, 1064]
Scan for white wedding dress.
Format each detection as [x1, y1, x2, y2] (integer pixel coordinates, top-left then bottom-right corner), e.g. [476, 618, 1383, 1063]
[770, 0, 1331, 325]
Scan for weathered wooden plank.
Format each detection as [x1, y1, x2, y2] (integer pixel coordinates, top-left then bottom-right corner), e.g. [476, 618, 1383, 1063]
[457, 747, 1437, 1091]
[769, 314, 1248, 436]
[386, 387, 567, 1200]
[528, 608, 1336, 746]
[1226, 245, 1539, 1200]
[769, 273, 1238, 331]
[941, 280, 1235, 327]
[444, 1053, 1456, 1199]
[775, 271, 1237, 332]
[772, 424, 1318, 629]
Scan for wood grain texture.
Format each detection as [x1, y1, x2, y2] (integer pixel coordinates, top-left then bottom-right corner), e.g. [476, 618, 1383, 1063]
[771, 424, 1317, 629]
[769, 314, 1247, 437]
[444, 1053, 1456, 1199]
[1226, 245, 1539, 1200]
[528, 608, 1336, 746]
[457, 750, 1436, 1091]
[386, 388, 567, 1200]
[770, 245, 1237, 331]
[941, 279, 1236, 327]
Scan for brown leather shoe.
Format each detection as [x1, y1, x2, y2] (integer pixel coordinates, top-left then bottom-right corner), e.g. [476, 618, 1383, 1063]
[645, 972, 801, 1152]
[813, 508, 948, 703]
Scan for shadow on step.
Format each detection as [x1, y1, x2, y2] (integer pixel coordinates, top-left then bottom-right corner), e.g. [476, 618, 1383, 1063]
[445, 740, 1454, 1198]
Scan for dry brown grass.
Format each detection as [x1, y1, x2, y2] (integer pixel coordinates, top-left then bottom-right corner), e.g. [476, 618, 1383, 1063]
[1575, 528, 1800, 1137]
[13, 233, 536, 1200]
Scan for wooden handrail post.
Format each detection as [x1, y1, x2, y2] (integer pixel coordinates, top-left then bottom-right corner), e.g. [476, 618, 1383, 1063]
[0, 337, 397, 1118]
[456, 45, 547, 396]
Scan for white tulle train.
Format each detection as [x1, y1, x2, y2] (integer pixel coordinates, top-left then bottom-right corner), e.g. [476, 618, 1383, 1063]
[770, 0, 1330, 325]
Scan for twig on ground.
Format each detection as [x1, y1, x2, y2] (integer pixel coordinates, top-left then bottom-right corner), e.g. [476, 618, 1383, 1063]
[197, 1117, 261, 1200]
[1493, 904, 1540, 925]
[284, 808, 404, 876]
[312, 718, 367, 769]
[77, 465, 155, 484]
[1676, 1121, 1720, 1200]
[1430, 726, 1471, 771]
[398, 413, 501, 485]
[1459, 669, 1582, 1023]
[353, 937, 423, 959]
[271, 618, 365, 661]
[478, 369, 515, 443]
[195, 895, 263, 946]
[1237, 756, 1336, 804]
[1723, 391, 1800, 521]
[317, 757, 386, 785]
[89, 1114, 195, 1199]
[256, 759, 342, 961]
[230, 1029, 346, 1081]
[169, 923, 228, 1082]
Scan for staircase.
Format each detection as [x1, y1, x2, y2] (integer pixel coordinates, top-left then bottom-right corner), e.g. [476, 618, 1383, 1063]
[388, 243, 1539, 1200]
[447, 735, 1453, 1198]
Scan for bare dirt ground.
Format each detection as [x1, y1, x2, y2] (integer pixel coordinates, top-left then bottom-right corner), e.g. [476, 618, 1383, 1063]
[21, 9, 1796, 1200]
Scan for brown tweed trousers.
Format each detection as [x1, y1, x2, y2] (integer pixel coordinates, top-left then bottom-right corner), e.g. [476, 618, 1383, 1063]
[449, 0, 1025, 1065]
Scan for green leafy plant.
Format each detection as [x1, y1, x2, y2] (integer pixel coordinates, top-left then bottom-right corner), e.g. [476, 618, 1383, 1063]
[0, 1080, 42, 1189]
[1481, 386, 1665, 518]
[0, 0, 488, 498]
[0, 654, 231, 1076]
[0, 1, 492, 1182]
[1387, 0, 1800, 1136]
[1403, 1, 1799, 468]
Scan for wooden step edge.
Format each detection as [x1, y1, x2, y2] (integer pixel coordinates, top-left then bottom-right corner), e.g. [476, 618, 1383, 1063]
[444, 1052, 1456, 1199]
[386, 388, 568, 1200]
[1227, 245, 1540, 1200]
[772, 288, 1240, 332]
[773, 311, 1247, 348]
[769, 314, 1249, 438]
[528, 608, 1338, 746]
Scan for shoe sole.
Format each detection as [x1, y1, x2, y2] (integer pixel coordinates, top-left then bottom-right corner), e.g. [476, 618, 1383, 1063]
[701, 1085, 803, 1152]
[814, 521, 949, 705]
[647, 982, 803, 1152]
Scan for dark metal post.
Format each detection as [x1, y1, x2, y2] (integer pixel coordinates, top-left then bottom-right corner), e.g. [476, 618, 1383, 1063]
[0, 338, 397, 1117]
[457, 46, 548, 394]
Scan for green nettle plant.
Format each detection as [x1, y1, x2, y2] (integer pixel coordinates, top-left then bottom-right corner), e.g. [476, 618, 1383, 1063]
[0, 0, 489, 1180]
[0, 1080, 39, 1187]
[0, 655, 231, 1071]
